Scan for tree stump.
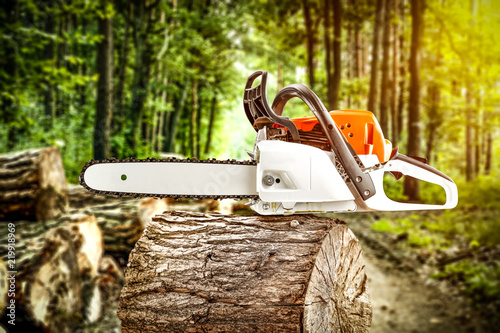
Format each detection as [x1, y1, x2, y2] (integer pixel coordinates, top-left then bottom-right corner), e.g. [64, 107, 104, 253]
[118, 211, 372, 332]
[0, 147, 68, 221]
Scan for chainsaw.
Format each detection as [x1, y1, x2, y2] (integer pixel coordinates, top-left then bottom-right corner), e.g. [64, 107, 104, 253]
[80, 71, 458, 215]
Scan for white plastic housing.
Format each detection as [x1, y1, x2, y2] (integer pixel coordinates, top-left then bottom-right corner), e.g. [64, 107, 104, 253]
[254, 140, 355, 214]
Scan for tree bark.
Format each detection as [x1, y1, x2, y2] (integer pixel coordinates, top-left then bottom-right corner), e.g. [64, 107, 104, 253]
[0, 147, 68, 221]
[404, 0, 424, 201]
[94, 1, 114, 160]
[367, 0, 385, 114]
[118, 211, 372, 332]
[379, 0, 392, 136]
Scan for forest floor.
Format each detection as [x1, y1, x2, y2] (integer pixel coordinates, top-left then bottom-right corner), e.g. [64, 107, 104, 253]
[332, 213, 495, 333]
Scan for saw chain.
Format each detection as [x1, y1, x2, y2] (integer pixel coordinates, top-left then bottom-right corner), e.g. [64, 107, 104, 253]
[79, 157, 258, 200]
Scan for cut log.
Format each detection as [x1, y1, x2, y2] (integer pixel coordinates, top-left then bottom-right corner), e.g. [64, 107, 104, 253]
[74, 198, 168, 266]
[0, 147, 68, 221]
[118, 211, 372, 332]
[0, 214, 121, 332]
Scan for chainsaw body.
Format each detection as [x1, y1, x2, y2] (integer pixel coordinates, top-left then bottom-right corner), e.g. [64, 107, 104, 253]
[244, 71, 457, 214]
[80, 70, 458, 214]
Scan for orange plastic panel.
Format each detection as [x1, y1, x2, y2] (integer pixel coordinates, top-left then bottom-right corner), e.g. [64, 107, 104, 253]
[290, 110, 392, 163]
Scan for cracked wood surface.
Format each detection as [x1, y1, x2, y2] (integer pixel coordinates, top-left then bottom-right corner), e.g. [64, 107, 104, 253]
[118, 211, 371, 332]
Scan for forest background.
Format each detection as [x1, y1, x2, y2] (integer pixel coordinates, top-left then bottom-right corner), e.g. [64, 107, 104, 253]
[1, 0, 499, 325]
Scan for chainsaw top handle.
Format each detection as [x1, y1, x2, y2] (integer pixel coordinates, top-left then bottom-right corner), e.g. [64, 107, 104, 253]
[243, 71, 301, 142]
[270, 83, 376, 201]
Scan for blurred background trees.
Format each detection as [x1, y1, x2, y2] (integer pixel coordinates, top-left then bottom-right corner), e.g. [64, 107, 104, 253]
[0, 0, 499, 192]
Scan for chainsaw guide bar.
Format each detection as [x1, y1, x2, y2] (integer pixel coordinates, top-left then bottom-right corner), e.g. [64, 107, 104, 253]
[79, 157, 259, 201]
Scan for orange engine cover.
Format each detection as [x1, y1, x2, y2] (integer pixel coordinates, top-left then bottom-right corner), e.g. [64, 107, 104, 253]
[290, 110, 392, 163]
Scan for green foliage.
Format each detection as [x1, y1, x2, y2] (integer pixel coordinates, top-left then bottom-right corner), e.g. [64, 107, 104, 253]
[372, 209, 500, 250]
[457, 173, 500, 210]
[432, 261, 500, 317]
[382, 173, 446, 205]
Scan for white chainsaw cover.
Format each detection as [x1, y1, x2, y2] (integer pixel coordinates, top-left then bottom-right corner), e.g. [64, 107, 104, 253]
[256, 140, 355, 204]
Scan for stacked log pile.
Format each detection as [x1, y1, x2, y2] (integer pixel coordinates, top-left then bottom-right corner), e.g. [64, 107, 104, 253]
[0, 148, 172, 332]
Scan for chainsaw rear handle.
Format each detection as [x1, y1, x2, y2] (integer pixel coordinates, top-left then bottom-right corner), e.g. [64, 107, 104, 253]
[363, 154, 458, 211]
[271, 83, 376, 201]
[243, 71, 301, 142]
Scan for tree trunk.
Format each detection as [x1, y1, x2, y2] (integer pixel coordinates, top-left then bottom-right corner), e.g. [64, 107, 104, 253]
[331, 0, 342, 110]
[324, 0, 333, 109]
[157, 76, 169, 152]
[367, 0, 385, 113]
[165, 81, 190, 153]
[55, 6, 66, 117]
[79, 18, 89, 108]
[379, 0, 391, 136]
[425, 84, 440, 164]
[353, 1, 361, 80]
[190, 78, 198, 158]
[1, 0, 19, 150]
[391, 0, 399, 145]
[465, 87, 475, 181]
[196, 84, 203, 158]
[396, 0, 406, 146]
[425, 25, 443, 164]
[404, 0, 424, 201]
[0, 147, 68, 221]
[303, 0, 315, 89]
[474, 95, 481, 176]
[204, 90, 217, 154]
[129, 0, 154, 151]
[484, 131, 492, 175]
[94, 1, 114, 160]
[115, 0, 132, 134]
[42, 2, 56, 128]
[118, 211, 372, 332]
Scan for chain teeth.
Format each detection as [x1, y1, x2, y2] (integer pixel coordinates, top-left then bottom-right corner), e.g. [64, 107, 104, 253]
[79, 156, 259, 201]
